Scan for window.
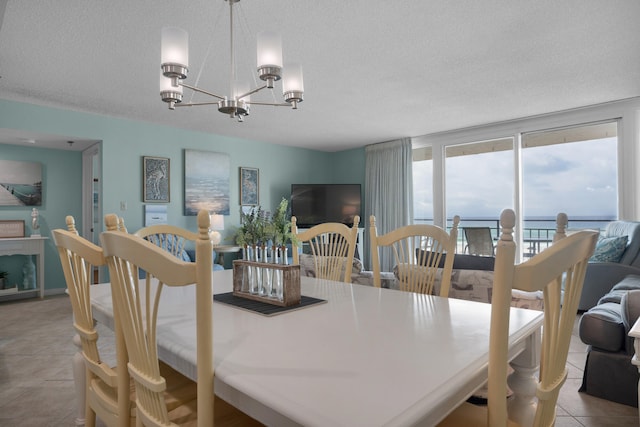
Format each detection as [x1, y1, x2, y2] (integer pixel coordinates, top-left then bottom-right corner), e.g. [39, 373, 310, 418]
[521, 121, 618, 240]
[445, 138, 514, 223]
[412, 146, 433, 224]
[413, 119, 620, 258]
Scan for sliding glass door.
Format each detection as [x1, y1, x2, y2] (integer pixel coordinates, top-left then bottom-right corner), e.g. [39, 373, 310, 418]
[415, 119, 619, 257]
[521, 121, 618, 254]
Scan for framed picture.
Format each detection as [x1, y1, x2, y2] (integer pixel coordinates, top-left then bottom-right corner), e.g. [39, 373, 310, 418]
[0, 220, 25, 238]
[184, 150, 230, 216]
[240, 167, 259, 206]
[0, 160, 42, 206]
[143, 156, 170, 203]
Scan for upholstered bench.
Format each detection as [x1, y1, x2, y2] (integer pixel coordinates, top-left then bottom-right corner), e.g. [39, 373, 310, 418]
[579, 275, 640, 406]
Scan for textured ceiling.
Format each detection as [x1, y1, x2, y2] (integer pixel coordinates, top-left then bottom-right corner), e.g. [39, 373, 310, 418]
[0, 0, 639, 152]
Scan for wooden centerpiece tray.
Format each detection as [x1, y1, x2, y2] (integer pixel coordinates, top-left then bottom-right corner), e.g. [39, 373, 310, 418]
[231, 259, 301, 307]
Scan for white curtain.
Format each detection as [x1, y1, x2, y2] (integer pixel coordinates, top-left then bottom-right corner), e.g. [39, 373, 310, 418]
[364, 137, 413, 271]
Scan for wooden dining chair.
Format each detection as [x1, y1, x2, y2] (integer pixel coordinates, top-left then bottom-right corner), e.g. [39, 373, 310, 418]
[104, 214, 128, 233]
[369, 215, 460, 297]
[53, 218, 133, 427]
[101, 209, 261, 427]
[132, 223, 199, 261]
[291, 215, 361, 283]
[438, 209, 598, 427]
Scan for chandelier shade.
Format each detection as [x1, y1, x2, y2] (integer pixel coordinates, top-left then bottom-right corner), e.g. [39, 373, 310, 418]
[160, 27, 188, 67]
[257, 31, 283, 69]
[159, 0, 303, 120]
[283, 63, 304, 107]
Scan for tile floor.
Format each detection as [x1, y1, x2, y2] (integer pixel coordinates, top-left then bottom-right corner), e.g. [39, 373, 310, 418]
[0, 294, 638, 426]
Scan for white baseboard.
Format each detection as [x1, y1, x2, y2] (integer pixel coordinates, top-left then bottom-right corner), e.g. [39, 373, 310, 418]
[45, 288, 67, 297]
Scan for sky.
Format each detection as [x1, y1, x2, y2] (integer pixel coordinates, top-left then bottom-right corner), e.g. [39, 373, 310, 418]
[413, 137, 617, 221]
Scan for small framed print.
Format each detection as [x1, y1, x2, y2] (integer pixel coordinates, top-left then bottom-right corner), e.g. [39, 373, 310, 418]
[239, 167, 259, 206]
[0, 220, 25, 238]
[143, 156, 170, 203]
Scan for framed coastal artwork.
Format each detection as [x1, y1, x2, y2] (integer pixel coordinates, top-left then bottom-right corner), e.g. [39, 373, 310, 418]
[0, 160, 42, 207]
[239, 167, 259, 206]
[142, 156, 170, 203]
[184, 149, 230, 216]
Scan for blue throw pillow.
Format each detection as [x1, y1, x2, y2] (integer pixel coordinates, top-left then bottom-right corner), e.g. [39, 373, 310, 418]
[589, 235, 628, 263]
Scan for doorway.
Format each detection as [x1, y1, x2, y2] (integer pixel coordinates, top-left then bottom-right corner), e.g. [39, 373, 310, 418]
[82, 143, 102, 282]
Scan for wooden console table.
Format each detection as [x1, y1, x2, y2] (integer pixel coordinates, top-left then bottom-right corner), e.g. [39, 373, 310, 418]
[0, 237, 48, 299]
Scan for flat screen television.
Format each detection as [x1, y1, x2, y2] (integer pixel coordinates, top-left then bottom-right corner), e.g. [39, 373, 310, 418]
[290, 184, 361, 228]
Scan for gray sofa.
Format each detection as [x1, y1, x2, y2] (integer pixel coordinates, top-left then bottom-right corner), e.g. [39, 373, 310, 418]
[578, 220, 640, 311]
[579, 276, 640, 406]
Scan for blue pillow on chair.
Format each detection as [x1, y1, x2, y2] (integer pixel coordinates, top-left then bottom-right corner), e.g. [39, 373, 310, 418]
[589, 235, 628, 263]
[185, 249, 224, 271]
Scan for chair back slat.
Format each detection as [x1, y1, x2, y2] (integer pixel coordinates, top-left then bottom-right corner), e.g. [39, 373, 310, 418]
[292, 216, 360, 283]
[134, 224, 201, 262]
[370, 216, 460, 296]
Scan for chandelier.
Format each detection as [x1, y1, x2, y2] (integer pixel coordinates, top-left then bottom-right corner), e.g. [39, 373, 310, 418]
[159, 0, 304, 122]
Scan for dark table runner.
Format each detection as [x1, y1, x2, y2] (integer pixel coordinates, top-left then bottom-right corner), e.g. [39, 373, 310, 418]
[213, 292, 327, 316]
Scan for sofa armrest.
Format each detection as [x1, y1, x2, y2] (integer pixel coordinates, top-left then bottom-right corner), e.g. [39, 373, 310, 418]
[579, 263, 640, 311]
[622, 289, 640, 354]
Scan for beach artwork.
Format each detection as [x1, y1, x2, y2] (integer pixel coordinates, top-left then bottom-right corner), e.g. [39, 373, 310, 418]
[184, 149, 230, 216]
[0, 160, 42, 206]
[240, 167, 259, 206]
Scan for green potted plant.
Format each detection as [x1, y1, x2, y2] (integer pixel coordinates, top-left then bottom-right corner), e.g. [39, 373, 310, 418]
[271, 197, 297, 265]
[235, 206, 262, 252]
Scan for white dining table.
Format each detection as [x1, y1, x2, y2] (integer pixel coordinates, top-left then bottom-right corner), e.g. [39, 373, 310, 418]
[89, 269, 543, 427]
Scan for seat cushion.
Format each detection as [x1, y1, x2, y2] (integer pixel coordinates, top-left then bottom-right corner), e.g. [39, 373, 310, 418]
[579, 302, 625, 352]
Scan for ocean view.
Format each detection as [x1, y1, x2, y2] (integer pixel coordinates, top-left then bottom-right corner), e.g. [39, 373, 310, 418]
[416, 216, 613, 252]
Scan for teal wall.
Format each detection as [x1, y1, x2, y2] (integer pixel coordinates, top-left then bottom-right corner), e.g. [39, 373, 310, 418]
[0, 99, 366, 294]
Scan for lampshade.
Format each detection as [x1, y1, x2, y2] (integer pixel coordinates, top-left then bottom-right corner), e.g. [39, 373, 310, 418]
[161, 27, 189, 68]
[283, 63, 304, 93]
[257, 31, 283, 68]
[210, 214, 224, 231]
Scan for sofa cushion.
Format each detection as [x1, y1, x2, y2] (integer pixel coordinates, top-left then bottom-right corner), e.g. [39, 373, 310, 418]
[589, 235, 628, 263]
[416, 249, 494, 271]
[610, 274, 640, 291]
[579, 302, 625, 352]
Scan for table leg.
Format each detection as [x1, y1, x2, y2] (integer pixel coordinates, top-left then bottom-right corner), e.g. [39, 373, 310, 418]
[72, 333, 86, 426]
[507, 327, 541, 425]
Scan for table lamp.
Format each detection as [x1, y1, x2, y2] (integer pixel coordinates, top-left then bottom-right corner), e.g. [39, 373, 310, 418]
[209, 214, 224, 245]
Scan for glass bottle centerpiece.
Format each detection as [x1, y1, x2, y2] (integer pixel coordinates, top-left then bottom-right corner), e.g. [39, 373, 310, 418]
[235, 199, 298, 302]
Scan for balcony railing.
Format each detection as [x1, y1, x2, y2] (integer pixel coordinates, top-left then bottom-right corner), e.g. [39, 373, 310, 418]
[414, 217, 610, 257]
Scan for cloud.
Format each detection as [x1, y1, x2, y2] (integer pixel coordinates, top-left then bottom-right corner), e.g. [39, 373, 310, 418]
[413, 137, 617, 220]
